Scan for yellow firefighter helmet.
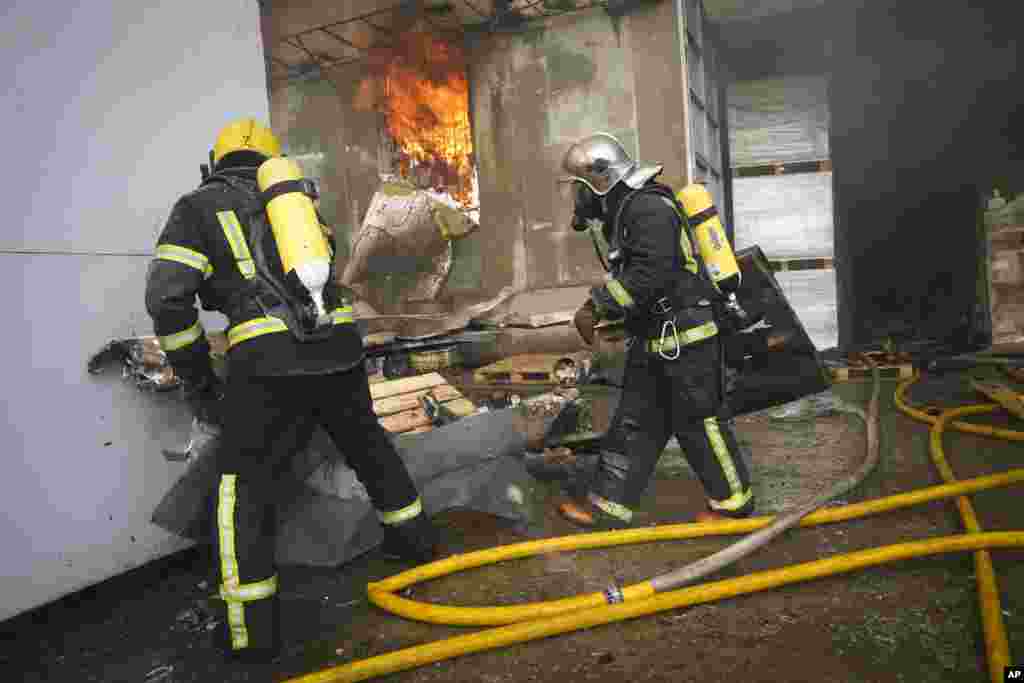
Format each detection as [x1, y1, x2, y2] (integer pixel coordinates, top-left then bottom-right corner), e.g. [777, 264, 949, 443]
[212, 118, 281, 166]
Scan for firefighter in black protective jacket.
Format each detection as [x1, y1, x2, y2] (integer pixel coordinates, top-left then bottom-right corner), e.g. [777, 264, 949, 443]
[557, 132, 755, 529]
[145, 118, 438, 662]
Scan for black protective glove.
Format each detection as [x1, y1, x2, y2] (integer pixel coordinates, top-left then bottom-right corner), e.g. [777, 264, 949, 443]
[184, 374, 226, 428]
[574, 299, 598, 346]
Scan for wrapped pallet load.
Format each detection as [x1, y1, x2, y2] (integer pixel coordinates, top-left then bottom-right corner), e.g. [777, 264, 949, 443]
[980, 190, 1024, 345]
[340, 179, 478, 310]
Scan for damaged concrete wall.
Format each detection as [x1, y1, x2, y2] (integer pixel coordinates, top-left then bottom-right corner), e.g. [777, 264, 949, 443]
[267, 63, 384, 267]
[264, 2, 691, 307]
[465, 3, 688, 297]
[2, 0, 270, 621]
[265, 1, 481, 312]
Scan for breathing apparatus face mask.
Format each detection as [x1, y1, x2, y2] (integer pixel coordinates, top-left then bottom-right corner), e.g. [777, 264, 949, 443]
[568, 182, 604, 232]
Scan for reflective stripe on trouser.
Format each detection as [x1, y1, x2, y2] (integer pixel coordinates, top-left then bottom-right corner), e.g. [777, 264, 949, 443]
[701, 416, 753, 512]
[590, 493, 634, 523]
[589, 337, 752, 515]
[216, 474, 279, 651]
[225, 307, 355, 349]
[158, 320, 204, 352]
[378, 497, 422, 525]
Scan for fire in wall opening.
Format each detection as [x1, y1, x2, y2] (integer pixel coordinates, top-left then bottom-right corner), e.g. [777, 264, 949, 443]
[354, 23, 480, 222]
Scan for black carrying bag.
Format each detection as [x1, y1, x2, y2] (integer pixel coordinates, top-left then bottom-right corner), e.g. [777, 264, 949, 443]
[719, 245, 832, 416]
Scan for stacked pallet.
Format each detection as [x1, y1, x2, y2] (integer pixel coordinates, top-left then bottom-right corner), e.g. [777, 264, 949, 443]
[768, 256, 834, 272]
[370, 372, 477, 435]
[982, 193, 1024, 344]
[472, 353, 590, 386]
[828, 351, 915, 383]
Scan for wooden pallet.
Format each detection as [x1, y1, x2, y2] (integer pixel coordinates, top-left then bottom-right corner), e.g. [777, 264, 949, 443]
[769, 256, 834, 272]
[733, 159, 832, 178]
[370, 372, 477, 435]
[829, 364, 915, 382]
[472, 353, 587, 385]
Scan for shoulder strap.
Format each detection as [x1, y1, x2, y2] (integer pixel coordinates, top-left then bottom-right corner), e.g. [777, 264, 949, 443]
[613, 184, 706, 279]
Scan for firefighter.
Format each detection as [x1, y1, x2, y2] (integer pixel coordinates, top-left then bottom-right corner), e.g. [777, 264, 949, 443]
[558, 132, 755, 529]
[145, 118, 438, 662]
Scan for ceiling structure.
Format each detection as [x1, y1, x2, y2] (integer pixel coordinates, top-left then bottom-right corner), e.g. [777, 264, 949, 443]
[266, 1, 606, 83]
[265, 0, 830, 83]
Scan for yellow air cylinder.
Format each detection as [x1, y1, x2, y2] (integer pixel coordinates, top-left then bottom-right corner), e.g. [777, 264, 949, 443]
[676, 183, 741, 294]
[257, 157, 332, 318]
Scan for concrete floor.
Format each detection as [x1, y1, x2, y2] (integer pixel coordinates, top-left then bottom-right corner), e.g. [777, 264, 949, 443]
[2, 372, 1022, 683]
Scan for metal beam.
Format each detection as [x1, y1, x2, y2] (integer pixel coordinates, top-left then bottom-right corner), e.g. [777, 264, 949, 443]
[289, 5, 403, 39]
[319, 26, 363, 52]
[286, 35, 322, 65]
[363, 18, 393, 34]
[271, 0, 605, 84]
[461, 0, 488, 18]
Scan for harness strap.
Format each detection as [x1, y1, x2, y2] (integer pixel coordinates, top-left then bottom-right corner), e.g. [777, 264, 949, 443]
[226, 306, 354, 349]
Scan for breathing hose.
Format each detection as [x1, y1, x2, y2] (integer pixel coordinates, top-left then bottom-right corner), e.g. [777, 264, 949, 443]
[286, 369, 1023, 683]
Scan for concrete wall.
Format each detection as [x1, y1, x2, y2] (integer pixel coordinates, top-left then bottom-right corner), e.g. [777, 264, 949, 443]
[465, 3, 689, 296]
[1, 0, 270, 622]
[268, 63, 385, 264]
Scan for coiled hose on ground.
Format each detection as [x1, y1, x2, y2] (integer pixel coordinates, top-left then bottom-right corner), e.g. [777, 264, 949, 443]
[895, 373, 1024, 683]
[288, 368, 1024, 683]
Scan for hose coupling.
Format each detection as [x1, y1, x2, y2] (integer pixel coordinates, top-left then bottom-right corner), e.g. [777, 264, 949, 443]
[603, 583, 625, 605]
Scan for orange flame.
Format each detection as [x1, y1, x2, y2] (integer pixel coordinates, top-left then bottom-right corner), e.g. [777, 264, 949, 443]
[356, 28, 475, 206]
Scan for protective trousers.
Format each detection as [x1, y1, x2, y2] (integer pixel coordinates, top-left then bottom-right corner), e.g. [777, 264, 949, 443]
[212, 363, 422, 654]
[589, 336, 754, 522]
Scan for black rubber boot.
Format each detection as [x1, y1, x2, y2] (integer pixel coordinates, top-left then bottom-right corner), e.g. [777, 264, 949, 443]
[380, 512, 440, 564]
[215, 595, 282, 666]
[696, 495, 756, 523]
[557, 494, 634, 531]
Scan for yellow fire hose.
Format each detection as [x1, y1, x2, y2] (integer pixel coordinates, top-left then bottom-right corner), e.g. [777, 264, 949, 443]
[287, 371, 1023, 683]
[895, 371, 1024, 683]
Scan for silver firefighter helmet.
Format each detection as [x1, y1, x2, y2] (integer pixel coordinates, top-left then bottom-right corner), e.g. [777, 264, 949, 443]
[560, 132, 664, 196]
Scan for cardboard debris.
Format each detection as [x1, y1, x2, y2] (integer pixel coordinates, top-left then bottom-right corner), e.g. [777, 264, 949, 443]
[87, 337, 181, 392]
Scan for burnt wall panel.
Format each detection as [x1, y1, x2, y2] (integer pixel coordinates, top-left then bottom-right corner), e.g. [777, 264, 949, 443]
[829, 1, 1023, 347]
